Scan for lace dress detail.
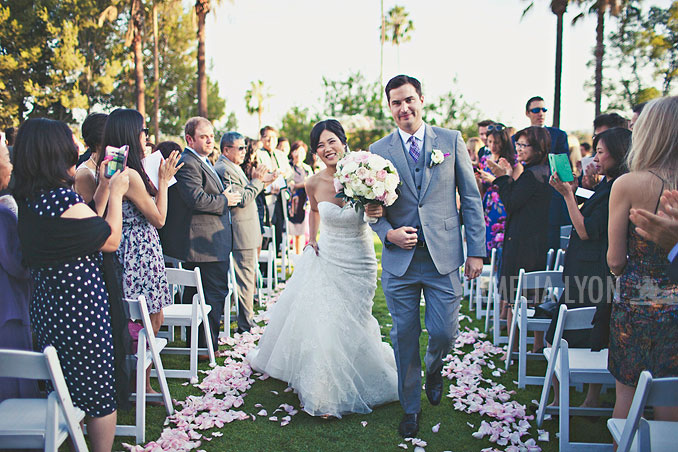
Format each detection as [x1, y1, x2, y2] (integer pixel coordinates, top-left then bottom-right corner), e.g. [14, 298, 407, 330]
[247, 202, 398, 417]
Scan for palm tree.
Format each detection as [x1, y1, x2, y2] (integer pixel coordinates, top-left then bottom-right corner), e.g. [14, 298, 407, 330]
[383, 5, 415, 68]
[244, 80, 271, 130]
[152, 0, 159, 143]
[379, 0, 385, 105]
[99, 0, 146, 118]
[195, 0, 211, 118]
[522, 0, 570, 128]
[195, 0, 231, 119]
[572, 0, 624, 118]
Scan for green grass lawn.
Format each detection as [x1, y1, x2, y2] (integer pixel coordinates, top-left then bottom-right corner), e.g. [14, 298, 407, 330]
[112, 236, 614, 451]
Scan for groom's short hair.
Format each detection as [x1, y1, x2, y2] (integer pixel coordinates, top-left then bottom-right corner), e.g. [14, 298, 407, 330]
[385, 75, 422, 102]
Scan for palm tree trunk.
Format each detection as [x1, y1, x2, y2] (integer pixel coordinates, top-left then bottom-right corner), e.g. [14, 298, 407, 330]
[196, 1, 209, 119]
[553, 9, 564, 128]
[380, 0, 385, 106]
[132, 0, 145, 118]
[594, 1, 606, 118]
[152, 1, 159, 143]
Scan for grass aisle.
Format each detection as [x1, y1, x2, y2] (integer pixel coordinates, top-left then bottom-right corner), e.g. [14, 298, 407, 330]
[115, 237, 614, 451]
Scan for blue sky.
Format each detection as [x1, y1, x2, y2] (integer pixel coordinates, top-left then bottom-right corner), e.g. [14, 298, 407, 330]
[204, 0, 672, 137]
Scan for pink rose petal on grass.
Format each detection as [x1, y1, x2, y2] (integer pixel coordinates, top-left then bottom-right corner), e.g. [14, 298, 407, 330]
[361, 421, 368, 427]
[257, 409, 267, 416]
[397, 444, 408, 449]
[432, 423, 440, 433]
[211, 432, 223, 437]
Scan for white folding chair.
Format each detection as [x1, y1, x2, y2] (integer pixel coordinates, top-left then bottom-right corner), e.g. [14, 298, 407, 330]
[221, 253, 239, 339]
[554, 248, 566, 271]
[474, 248, 497, 320]
[279, 189, 294, 280]
[258, 225, 277, 301]
[161, 267, 216, 379]
[608, 370, 678, 452]
[118, 296, 174, 444]
[163, 255, 184, 343]
[505, 269, 565, 388]
[0, 346, 88, 452]
[545, 248, 555, 271]
[536, 305, 615, 451]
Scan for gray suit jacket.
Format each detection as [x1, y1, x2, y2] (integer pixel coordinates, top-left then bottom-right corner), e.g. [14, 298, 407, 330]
[214, 155, 264, 250]
[159, 149, 232, 262]
[370, 124, 486, 276]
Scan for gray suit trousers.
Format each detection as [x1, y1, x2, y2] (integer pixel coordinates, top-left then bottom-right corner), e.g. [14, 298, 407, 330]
[381, 246, 463, 414]
[233, 248, 257, 332]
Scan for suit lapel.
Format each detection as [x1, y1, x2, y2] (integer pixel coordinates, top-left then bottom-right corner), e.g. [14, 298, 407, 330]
[186, 148, 224, 191]
[387, 130, 417, 195]
[419, 125, 438, 199]
[224, 157, 248, 185]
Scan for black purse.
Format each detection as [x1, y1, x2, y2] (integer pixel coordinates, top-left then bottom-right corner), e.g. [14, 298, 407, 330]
[534, 300, 559, 319]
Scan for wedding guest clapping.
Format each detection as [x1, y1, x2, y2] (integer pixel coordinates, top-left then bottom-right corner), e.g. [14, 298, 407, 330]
[607, 96, 678, 423]
[545, 127, 631, 410]
[14, 118, 129, 451]
[490, 126, 552, 354]
[102, 108, 182, 395]
[288, 141, 313, 255]
[215, 131, 275, 333]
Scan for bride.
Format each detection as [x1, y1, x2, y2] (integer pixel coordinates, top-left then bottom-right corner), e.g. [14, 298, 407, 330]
[247, 119, 398, 418]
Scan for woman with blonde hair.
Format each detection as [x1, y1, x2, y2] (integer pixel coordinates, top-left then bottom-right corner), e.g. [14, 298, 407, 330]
[607, 96, 678, 424]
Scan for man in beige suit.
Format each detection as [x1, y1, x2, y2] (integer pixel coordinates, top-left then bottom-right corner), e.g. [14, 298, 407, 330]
[215, 131, 275, 333]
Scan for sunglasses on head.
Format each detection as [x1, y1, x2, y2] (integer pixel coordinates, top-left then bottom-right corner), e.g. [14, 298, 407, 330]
[141, 127, 150, 136]
[487, 123, 505, 132]
[529, 107, 548, 114]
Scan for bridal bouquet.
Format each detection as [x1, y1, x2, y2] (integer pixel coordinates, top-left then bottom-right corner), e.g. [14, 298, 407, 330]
[333, 151, 400, 222]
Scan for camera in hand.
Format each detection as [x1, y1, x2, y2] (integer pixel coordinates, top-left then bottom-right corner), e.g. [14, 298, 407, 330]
[103, 145, 129, 178]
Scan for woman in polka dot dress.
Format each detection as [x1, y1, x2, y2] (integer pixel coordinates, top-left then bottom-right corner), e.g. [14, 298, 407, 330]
[101, 108, 182, 395]
[14, 118, 129, 452]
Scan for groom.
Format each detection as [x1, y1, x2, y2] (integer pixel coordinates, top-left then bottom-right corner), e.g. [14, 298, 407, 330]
[368, 75, 486, 437]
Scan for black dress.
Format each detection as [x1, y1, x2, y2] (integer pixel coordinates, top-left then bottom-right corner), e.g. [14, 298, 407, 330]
[18, 188, 117, 417]
[545, 179, 614, 351]
[494, 163, 552, 302]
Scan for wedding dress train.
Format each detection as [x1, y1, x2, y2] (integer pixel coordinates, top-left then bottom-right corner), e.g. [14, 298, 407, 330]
[247, 201, 398, 417]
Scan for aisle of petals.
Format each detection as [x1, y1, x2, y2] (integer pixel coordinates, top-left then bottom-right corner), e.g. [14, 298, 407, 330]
[124, 288, 548, 452]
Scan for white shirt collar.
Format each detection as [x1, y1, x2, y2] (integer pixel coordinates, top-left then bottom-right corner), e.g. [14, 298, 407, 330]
[398, 123, 426, 145]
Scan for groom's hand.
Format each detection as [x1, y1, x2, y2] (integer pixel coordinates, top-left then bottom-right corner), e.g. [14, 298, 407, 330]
[386, 226, 418, 249]
[464, 256, 484, 279]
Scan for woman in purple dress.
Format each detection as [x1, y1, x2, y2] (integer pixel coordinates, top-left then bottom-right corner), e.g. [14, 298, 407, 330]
[0, 141, 39, 403]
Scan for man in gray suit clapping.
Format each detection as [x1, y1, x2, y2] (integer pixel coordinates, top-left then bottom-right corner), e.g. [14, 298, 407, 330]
[368, 75, 486, 437]
[215, 132, 276, 333]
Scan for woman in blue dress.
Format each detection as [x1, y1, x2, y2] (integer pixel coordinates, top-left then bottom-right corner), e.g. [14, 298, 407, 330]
[14, 118, 130, 452]
[475, 125, 517, 259]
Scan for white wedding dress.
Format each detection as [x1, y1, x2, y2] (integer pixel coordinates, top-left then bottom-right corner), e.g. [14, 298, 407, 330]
[247, 201, 398, 417]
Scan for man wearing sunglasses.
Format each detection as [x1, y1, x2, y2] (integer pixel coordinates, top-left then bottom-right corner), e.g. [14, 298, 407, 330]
[524, 96, 570, 250]
[215, 132, 276, 334]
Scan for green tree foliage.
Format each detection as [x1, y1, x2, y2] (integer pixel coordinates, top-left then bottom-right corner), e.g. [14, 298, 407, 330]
[423, 79, 483, 141]
[0, 0, 114, 126]
[280, 106, 315, 146]
[244, 80, 271, 130]
[320, 71, 390, 150]
[382, 5, 414, 67]
[605, 0, 675, 109]
[108, 0, 227, 136]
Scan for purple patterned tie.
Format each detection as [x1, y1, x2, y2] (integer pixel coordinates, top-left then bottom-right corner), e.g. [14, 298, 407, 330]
[408, 136, 420, 162]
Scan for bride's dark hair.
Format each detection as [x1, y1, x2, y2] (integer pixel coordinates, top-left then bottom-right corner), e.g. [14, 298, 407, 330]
[309, 119, 347, 154]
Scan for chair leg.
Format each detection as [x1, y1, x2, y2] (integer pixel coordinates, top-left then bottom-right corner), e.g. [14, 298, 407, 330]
[190, 316, 199, 381]
[559, 348, 570, 451]
[45, 392, 59, 452]
[518, 311, 528, 389]
[137, 356, 146, 444]
[505, 304, 518, 370]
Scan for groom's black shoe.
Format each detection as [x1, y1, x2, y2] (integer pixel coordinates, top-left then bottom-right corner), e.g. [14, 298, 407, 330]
[425, 370, 443, 405]
[398, 411, 421, 438]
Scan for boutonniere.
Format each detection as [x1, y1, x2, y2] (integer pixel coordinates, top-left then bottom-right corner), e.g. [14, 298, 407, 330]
[430, 149, 450, 167]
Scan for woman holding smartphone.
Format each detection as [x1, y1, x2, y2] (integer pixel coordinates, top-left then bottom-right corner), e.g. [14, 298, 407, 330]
[101, 108, 182, 396]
